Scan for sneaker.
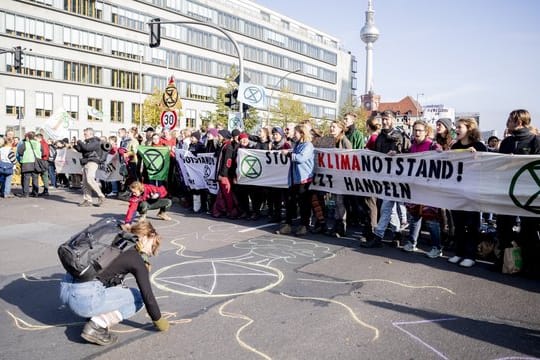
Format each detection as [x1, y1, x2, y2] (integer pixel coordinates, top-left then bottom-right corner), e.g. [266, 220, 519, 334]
[295, 225, 308, 236]
[360, 235, 384, 248]
[400, 222, 410, 231]
[39, 191, 50, 197]
[276, 224, 292, 235]
[106, 192, 118, 198]
[95, 197, 105, 207]
[81, 320, 118, 346]
[78, 200, 92, 207]
[157, 212, 172, 221]
[459, 258, 475, 268]
[426, 247, 443, 258]
[448, 256, 462, 264]
[402, 242, 417, 252]
[138, 214, 147, 222]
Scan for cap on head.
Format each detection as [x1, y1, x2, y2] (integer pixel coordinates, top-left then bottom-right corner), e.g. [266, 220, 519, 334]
[437, 117, 453, 131]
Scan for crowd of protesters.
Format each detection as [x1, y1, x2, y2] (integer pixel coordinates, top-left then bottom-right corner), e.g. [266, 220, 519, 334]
[1, 108, 539, 278]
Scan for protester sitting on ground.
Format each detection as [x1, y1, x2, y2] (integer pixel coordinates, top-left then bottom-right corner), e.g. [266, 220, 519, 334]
[124, 181, 172, 224]
[448, 118, 487, 268]
[59, 221, 169, 346]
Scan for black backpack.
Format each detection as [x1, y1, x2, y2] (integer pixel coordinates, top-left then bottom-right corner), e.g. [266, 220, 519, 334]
[58, 218, 137, 282]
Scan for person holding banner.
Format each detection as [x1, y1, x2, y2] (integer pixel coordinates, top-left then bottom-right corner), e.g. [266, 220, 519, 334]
[326, 120, 352, 237]
[362, 111, 409, 248]
[401, 120, 444, 258]
[276, 124, 314, 236]
[447, 118, 487, 268]
[268, 127, 291, 223]
[496, 109, 540, 277]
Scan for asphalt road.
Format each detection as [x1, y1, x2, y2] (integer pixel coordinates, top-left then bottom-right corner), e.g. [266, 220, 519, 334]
[0, 187, 539, 360]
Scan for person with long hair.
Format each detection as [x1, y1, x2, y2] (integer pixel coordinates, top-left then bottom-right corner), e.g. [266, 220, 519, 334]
[447, 118, 487, 268]
[326, 120, 352, 237]
[60, 221, 169, 346]
[276, 123, 314, 236]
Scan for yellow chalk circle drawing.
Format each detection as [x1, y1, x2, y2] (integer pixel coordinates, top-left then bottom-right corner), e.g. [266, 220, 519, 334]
[6, 310, 82, 330]
[219, 298, 272, 360]
[297, 278, 455, 295]
[152, 259, 284, 298]
[280, 293, 380, 342]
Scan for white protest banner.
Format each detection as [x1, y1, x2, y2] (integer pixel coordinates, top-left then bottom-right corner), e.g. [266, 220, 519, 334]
[237, 148, 289, 188]
[55, 148, 82, 174]
[96, 153, 123, 181]
[237, 83, 267, 109]
[237, 148, 540, 218]
[175, 149, 218, 194]
[43, 108, 75, 140]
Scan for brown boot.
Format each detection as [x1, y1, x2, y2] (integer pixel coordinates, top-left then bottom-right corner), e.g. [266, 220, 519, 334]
[157, 211, 172, 221]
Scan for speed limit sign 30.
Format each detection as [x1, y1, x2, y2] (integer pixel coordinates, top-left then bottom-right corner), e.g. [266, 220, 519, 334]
[160, 110, 178, 129]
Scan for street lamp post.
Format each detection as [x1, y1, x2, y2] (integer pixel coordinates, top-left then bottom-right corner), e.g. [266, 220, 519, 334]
[416, 93, 424, 119]
[149, 20, 244, 121]
[267, 68, 301, 125]
[139, 49, 143, 132]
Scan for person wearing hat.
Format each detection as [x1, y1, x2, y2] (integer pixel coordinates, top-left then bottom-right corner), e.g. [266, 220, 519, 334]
[214, 129, 240, 219]
[144, 127, 155, 146]
[435, 117, 455, 151]
[267, 127, 291, 223]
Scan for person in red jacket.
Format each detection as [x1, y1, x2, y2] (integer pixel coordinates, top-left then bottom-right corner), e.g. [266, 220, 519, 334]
[124, 181, 172, 223]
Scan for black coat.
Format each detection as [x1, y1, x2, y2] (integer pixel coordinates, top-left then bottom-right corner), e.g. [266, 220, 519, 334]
[74, 137, 102, 165]
[498, 128, 540, 155]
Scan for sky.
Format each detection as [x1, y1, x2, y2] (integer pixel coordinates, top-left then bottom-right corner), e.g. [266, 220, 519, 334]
[254, 0, 540, 136]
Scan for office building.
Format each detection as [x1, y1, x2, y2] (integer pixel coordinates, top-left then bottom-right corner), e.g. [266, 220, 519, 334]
[0, 0, 356, 139]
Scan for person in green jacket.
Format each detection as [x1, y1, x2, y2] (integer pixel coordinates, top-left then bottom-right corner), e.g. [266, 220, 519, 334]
[16, 131, 42, 197]
[344, 112, 365, 149]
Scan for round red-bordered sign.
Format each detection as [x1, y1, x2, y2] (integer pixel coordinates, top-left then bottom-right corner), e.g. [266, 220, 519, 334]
[160, 110, 178, 129]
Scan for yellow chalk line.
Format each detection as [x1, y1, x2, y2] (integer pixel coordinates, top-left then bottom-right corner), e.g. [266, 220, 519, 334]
[297, 278, 455, 295]
[280, 292, 379, 342]
[6, 310, 191, 333]
[218, 298, 272, 360]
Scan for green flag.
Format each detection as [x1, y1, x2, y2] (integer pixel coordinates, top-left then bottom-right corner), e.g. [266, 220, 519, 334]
[138, 146, 170, 181]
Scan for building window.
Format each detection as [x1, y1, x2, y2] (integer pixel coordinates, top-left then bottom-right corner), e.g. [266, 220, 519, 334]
[260, 11, 270, 22]
[351, 76, 357, 91]
[351, 56, 357, 73]
[131, 103, 142, 124]
[36, 92, 53, 117]
[63, 26, 103, 52]
[63, 94, 79, 119]
[4, 14, 53, 41]
[87, 98, 103, 121]
[64, 62, 102, 85]
[111, 38, 143, 60]
[184, 108, 196, 128]
[5, 89, 25, 117]
[185, 83, 216, 102]
[111, 69, 141, 90]
[110, 100, 124, 123]
[64, 0, 103, 19]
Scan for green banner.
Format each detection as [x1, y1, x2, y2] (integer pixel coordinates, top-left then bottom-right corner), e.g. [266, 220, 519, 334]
[138, 146, 170, 181]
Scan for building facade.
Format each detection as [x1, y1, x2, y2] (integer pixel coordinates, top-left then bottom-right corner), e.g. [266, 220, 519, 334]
[0, 0, 356, 138]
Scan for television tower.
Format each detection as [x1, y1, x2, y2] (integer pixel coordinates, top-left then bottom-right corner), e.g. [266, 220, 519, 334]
[360, 0, 380, 111]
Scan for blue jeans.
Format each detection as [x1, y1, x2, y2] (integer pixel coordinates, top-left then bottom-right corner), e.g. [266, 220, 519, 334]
[1, 173, 13, 196]
[60, 274, 143, 320]
[374, 200, 400, 238]
[48, 163, 56, 188]
[406, 213, 442, 248]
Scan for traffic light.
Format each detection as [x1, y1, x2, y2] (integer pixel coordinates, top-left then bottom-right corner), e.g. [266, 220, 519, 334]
[149, 18, 161, 48]
[224, 89, 238, 109]
[14, 46, 22, 70]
